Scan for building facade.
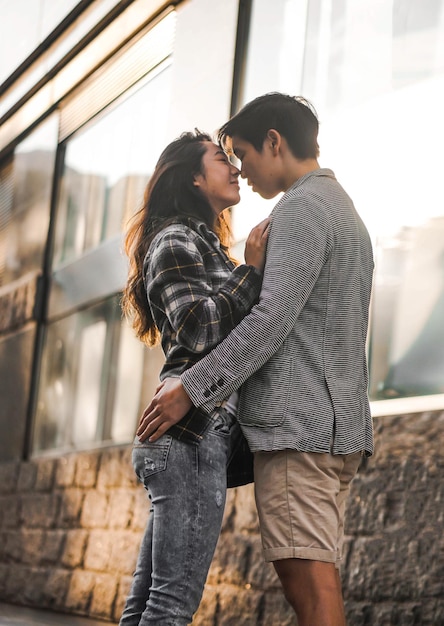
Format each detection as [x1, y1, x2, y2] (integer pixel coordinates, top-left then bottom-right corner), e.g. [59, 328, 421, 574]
[0, 1, 443, 624]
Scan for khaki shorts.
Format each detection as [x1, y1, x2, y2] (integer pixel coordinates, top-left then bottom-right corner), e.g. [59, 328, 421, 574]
[254, 449, 362, 566]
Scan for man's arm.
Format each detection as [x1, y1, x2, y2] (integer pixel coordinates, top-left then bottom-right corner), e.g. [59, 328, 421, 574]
[140, 195, 332, 441]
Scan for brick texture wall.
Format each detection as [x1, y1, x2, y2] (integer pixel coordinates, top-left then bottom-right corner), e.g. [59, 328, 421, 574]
[0, 410, 443, 625]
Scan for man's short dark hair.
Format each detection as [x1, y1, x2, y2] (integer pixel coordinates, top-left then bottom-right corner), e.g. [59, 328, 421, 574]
[218, 92, 319, 159]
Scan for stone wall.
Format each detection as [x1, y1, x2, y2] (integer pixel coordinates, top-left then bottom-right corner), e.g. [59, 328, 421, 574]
[343, 410, 444, 626]
[0, 410, 443, 625]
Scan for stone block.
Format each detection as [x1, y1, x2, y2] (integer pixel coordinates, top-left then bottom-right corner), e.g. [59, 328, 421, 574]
[20, 529, 46, 565]
[114, 575, 133, 621]
[97, 449, 125, 490]
[58, 488, 84, 527]
[344, 602, 372, 626]
[41, 567, 72, 609]
[55, 455, 77, 488]
[119, 446, 140, 488]
[109, 530, 140, 575]
[35, 457, 56, 491]
[193, 584, 218, 625]
[0, 461, 19, 494]
[0, 495, 20, 528]
[0, 563, 7, 591]
[108, 489, 134, 529]
[220, 488, 237, 532]
[84, 529, 113, 571]
[261, 590, 296, 625]
[345, 535, 395, 601]
[75, 452, 100, 488]
[3, 530, 27, 561]
[347, 476, 389, 535]
[89, 572, 118, 620]
[41, 529, 66, 564]
[17, 462, 37, 492]
[4, 529, 51, 567]
[130, 488, 150, 532]
[235, 536, 280, 590]
[65, 569, 96, 612]
[61, 529, 88, 568]
[81, 490, 109, 528]
[20, 492, 60, 528]
[208, 533, 250, 585]
[372, 602, 420, 626]
[216, 584, 263, 625]
[5, 565, 47, 605]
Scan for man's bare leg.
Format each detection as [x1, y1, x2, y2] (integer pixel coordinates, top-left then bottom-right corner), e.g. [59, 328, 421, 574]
[273, 558, 346, 626]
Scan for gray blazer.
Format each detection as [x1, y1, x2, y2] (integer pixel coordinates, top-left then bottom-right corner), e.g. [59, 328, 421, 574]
[182, 169, 374, 456]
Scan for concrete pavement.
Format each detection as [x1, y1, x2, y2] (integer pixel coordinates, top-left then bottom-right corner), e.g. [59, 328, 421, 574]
[0, 603, 117, 626]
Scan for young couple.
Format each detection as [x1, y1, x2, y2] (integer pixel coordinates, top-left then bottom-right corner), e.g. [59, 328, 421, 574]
[120, 92, 374, 626]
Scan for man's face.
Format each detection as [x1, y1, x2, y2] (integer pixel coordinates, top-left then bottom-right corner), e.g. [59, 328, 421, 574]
[231, 135, 282, 200]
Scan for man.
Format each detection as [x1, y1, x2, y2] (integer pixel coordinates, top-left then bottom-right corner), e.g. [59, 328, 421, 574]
[137, 93, 374, 626]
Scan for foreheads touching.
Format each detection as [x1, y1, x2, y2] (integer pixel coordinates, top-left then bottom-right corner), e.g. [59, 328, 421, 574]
[146, 130, 239, 231]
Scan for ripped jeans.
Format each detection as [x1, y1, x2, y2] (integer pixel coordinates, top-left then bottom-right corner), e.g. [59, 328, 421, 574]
[119, 408, 238, 626]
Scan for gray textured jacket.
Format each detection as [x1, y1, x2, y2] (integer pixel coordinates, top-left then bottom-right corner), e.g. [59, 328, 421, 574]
[182, 169, 374, 456]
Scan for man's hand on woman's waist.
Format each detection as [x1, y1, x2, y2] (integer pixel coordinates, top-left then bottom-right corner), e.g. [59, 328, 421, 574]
[137, 378, 193, 442]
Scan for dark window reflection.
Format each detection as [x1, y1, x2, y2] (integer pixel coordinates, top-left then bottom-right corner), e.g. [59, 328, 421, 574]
[0, 160, 14, 282]
[0, 116, 58, 286]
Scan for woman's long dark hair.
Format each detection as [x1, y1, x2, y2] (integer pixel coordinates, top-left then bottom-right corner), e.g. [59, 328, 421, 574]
[122, 130, 232, 346]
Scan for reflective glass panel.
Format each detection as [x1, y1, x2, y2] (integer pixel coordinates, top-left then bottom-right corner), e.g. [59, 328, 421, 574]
[111, 321, 165, 444]
[0, 114, 58, 286]
[236, 0, 444, 402]
[33, 295, 163, 453]
[34, 64, 172, 453]
[0, 160, 13, 282]
[53, 66, 172, 266]
[0, 0, 96, 85]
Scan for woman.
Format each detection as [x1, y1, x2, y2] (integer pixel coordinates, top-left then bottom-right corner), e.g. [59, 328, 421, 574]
[120, 130, 269, 625]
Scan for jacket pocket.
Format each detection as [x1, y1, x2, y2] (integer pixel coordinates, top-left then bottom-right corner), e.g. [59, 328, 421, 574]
[238, 357, 293, 428]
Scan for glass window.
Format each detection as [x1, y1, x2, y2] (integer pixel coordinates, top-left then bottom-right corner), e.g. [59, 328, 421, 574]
[0, 159, 13, 282]
[0, 115, 58, 286]
[53, 65, 172, 266]
[236, 0, 444, 403]
[33, 65, 172, 454]
[0, 0, 108, 86]
[33, 296, 164, 452]
[0, 0, 75, 84]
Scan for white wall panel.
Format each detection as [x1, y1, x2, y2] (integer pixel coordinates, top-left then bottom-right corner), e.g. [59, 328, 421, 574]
[166, 0, 239, 139]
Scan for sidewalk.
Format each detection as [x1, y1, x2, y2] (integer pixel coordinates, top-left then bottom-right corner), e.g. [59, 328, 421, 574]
[0, 603, 117, 626]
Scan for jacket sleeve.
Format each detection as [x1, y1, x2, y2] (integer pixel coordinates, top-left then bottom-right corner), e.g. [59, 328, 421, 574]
[145, 227, 262, 353]
[181, 195, 333, 410]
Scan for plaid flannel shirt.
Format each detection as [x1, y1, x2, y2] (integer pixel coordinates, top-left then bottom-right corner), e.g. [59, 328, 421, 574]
[143, 217, 262, 444]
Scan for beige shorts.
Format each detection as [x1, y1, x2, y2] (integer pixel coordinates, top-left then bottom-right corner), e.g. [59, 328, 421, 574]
[254, 449, 362, 566]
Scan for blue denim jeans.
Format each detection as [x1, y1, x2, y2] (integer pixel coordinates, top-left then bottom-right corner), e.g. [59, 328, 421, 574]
[119, 408, 239, 626]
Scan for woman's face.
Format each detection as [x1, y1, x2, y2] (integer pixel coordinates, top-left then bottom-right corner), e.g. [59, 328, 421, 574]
[193, 142, 240, 216]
